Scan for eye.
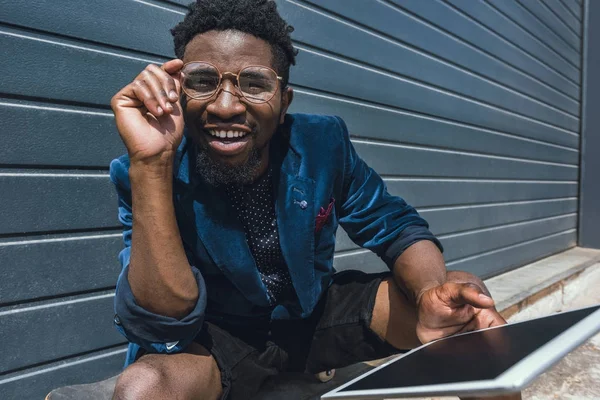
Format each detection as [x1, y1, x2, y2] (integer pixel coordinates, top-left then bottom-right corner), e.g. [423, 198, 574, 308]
[186, 77, 217, 90]
[245, 79, 268, 93]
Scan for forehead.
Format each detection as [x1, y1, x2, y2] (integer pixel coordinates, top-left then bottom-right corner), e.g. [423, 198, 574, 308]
[182, 30, 274, 72]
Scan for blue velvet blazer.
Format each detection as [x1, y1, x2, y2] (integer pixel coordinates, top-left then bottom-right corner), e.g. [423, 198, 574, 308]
[109, 114, 440, 366]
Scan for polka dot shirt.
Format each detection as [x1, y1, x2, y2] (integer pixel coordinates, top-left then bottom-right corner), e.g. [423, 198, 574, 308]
[226, 168, 294, 305]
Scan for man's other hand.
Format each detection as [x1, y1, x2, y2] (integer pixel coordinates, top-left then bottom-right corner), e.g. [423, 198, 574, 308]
[415, 281, 506, 344]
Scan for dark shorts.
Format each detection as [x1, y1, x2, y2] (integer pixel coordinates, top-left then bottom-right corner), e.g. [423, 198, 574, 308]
[196, 271, 399, 400]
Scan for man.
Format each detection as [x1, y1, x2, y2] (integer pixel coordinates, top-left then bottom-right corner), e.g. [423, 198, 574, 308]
[109, 1, 520, 399]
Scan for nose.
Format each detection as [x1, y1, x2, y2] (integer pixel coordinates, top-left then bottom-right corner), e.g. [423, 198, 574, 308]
[206, 79, 246, 120]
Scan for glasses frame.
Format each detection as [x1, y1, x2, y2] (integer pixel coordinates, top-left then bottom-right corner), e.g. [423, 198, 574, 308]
[180, 61, 284, 104]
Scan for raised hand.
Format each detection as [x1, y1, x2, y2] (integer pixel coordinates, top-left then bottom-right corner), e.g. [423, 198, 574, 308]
[110, 59, 185, 164]
[416, 281, 507, 344]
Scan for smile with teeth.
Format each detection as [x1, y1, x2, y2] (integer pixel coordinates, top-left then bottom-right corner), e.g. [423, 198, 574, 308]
[208, 129, 248, 139]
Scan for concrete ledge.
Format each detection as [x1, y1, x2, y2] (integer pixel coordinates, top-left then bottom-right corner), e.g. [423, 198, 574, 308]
[484, 247, 600, 319]
[506, 261, 600, 323]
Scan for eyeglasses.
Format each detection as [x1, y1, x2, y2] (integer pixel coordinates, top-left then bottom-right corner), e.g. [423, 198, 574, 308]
[180, 62, 283, 104]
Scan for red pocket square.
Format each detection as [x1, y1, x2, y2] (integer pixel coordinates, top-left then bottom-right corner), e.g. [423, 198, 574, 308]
[315, 198, 335, 233]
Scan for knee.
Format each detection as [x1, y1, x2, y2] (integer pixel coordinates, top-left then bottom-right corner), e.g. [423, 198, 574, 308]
[112, 361, 166, 400]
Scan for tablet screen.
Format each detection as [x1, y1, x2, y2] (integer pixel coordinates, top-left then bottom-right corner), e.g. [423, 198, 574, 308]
[339, 305, 599, 393]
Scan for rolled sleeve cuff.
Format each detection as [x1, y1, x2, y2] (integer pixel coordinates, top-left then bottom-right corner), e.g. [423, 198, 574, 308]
[382, 225, 444, 268]
[113, 264, 207, 354]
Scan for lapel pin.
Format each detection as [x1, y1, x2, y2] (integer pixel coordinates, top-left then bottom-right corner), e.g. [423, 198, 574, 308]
[294, 199, 308, 209]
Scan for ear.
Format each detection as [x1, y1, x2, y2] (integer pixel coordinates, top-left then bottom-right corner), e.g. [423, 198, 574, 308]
[279, 87, 294, 124]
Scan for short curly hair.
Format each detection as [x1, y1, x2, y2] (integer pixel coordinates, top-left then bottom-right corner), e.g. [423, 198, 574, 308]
[171, 0, 298, 86]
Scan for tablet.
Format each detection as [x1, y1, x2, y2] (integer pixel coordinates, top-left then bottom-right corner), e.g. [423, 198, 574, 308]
[322, 304, 600, 399]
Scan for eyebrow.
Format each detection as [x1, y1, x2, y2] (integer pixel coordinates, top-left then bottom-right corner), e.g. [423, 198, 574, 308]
[186, 68, 218, 76]
[240, 70, 269, 80]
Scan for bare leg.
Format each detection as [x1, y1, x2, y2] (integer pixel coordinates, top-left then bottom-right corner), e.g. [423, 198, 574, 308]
[112, 342, 222, 400]
[370, 276, 421, 350]
[370, 273, 521, 400]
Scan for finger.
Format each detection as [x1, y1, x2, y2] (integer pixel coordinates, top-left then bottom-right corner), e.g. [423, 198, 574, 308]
[139, 68, 173, 114]
[450, 283, 495, 309]
[417, 320, 476, 343]
[453, 307, 493, 335]
[148, 64, 180, 103]
[484, 309, 508, 327]
[162, 59, 183, 97]
[130, 78, 164, 117]
[457, 308, 507, 334]
[456, 317, 479, 334]
[162, 58, 184, 74]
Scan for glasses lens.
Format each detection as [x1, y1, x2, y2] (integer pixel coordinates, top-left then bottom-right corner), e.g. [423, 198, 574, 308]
[239, 66, 278, 103]
[181, 63, 220, 98]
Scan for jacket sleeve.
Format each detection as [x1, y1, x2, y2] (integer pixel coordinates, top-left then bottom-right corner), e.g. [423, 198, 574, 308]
[109, 156, 207, 354]
[335, 117, 443, 267]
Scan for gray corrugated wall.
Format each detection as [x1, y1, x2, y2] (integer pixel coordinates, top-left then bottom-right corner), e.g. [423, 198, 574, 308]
[0, 0, 584, 398]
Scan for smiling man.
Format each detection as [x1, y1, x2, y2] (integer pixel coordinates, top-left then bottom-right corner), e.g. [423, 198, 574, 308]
[109, 1, 519, 399]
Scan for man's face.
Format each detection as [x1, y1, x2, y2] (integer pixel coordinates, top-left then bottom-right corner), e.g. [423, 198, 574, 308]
[182, 30, 293, 185]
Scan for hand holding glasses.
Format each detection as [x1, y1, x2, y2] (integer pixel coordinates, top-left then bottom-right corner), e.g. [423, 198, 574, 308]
[110, 59, 186, 165]
[110, 59, 282, 165]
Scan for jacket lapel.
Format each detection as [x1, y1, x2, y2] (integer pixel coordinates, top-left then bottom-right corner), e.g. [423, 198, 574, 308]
[271, 126, 318, 315]
[175, 139, 271, 308]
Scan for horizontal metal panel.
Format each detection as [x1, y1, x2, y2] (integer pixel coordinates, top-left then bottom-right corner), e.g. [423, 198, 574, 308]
[0, 174, 118, 235]
[298, 0, 579, 110]
[3, 91, 579, 168]
[0, 0, 183, 57]
[441, 213, 577, 261]
[0, 347, 125, 400]
[0, 233, 122, 304]
[1, 26, 581, 145]
[447, 229, 577, 278]
[1, 0, 582, 106]
[335, 197, 578, 252]
[290, 90, 580, 161]
[353, 141, 578, 180]
[543, 0, 582, 32]
[383, 179, 578, 208]
[452, 0, 580, 62]
[336, 180, 578, 251]
[293, 49, 580, 146]
[164, 0, 191, 8]
[487, 0, 580, 66]
[560, 0, 582, 19]
[0, 27, 157, 107]
[0, 293, 124, 373]
[395, 0, 580, 86]
[337, 210, 576, 257]
[333, 229, 577, 278]
[423, 198, 578, 235]
[333, 249, 385, 274]
[0, 171, 578, 237]
[0, 90, 579, 170]
[518, 0, 580, 49]
[0, 100, 125, 168]
[279, 1, 579, 121]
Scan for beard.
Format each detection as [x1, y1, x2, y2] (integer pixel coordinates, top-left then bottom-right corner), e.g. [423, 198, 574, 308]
[195, 144, 263, 187]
